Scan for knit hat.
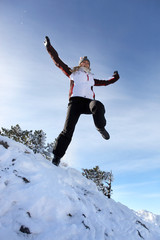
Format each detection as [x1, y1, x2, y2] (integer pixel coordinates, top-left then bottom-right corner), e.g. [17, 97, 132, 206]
[79, 56, 90, 65]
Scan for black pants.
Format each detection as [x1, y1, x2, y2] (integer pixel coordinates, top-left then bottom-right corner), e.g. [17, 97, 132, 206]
[53, 97, 106, 158]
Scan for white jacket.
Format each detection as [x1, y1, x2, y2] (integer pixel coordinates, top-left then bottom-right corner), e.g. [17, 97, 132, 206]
[69, 67, 95, 99]
[46, 44, 120, 99]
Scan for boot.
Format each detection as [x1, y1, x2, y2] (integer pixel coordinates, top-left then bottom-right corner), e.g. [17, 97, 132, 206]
[52, 155, 61, 166]
[97, 128, 110, 140]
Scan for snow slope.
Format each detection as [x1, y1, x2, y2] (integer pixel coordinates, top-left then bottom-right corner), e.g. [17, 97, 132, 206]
[137, 210, 160, 228]
[0, 136, 160, 240]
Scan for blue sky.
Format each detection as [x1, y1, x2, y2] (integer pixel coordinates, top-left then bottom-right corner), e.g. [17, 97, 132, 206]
[0, 0, 160, 214]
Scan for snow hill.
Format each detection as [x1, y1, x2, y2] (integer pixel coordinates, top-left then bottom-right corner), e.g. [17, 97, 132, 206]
[0, 136, 160, 240]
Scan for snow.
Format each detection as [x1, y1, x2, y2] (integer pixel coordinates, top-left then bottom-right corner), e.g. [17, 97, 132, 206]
[0, 136, 160, 240]
[136, 210, 160, 227]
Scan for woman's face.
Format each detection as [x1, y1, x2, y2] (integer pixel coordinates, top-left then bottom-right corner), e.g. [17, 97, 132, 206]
[80, 60, 90, 69]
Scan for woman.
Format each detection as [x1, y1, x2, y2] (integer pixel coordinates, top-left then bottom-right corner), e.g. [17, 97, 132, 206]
[44, 36, 120, 166]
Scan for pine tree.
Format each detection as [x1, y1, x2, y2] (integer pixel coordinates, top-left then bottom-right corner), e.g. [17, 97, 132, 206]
[0, 124, 53, 160]
[82, 166, 113, 198]
[107, 171, 114, 199]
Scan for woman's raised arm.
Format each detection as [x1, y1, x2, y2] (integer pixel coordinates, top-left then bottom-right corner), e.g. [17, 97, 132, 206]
[44, 36, 72, 77]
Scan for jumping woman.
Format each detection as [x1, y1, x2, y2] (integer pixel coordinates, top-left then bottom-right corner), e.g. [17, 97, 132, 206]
[44, 36, 120, 166]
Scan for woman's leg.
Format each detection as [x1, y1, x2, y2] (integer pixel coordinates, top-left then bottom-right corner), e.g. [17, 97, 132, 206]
[53, 99, 81, 159]
[89, 100, 110, 139]
[89, 100, 106, 128]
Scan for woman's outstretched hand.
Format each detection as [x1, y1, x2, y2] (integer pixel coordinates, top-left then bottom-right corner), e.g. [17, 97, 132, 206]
[113, 71, 120, 80]
[44, 36, 51, 47]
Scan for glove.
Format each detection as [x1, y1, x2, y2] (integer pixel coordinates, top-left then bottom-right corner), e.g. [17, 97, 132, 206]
[113, 70, 120, 80]
[44, 36, 51, 47]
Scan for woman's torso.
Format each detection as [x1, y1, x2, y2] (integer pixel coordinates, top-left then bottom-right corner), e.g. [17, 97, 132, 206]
[69, 68, 95, 99]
